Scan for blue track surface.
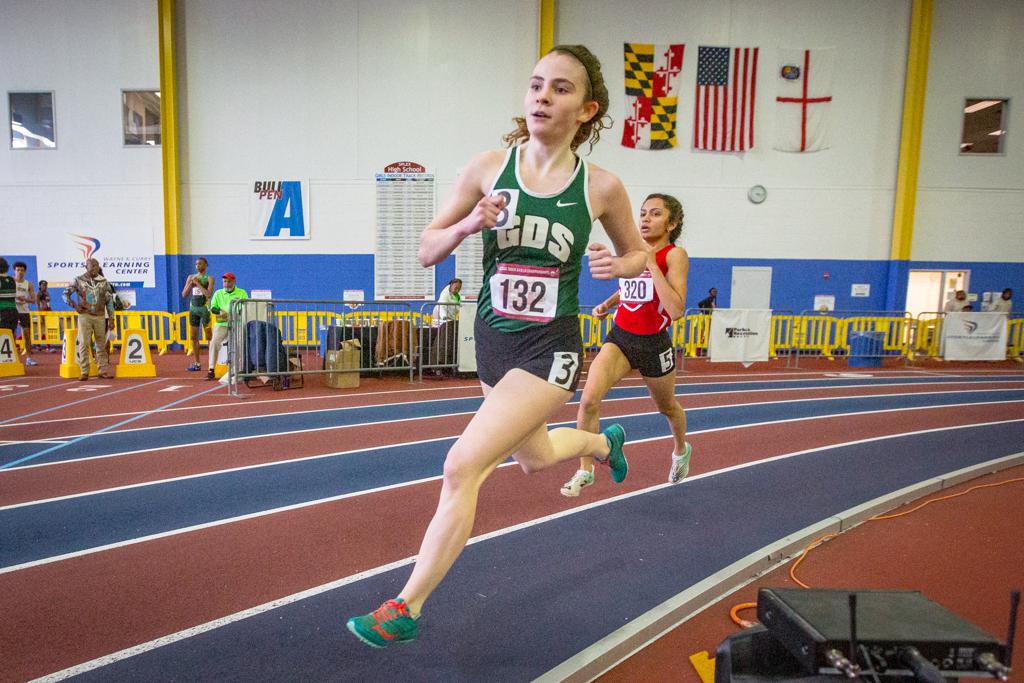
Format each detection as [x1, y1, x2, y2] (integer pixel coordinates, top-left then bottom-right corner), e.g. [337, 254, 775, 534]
[68, 420, 1024, 682]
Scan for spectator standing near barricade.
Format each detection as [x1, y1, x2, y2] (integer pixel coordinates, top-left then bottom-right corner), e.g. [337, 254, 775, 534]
[182, 257, 213, 372]
[991, 288, 1013, 313]
[36, 280, 54, 352]
[0, 259, 17, 333]
[697, 287, 717, 312]
[12, 262, 37, 364]
[944, 289, 969, 313]
[206, 272, 247, 380]
[433, 278, 462, 324]
[36, 280, 51, 311]
[63, 258, 114, 380]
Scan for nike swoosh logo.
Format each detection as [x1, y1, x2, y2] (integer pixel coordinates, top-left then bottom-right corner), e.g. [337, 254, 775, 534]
[556, 200, 577, 208]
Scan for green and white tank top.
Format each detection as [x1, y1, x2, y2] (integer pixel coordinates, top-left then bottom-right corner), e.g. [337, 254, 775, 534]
[476, 146, 594, 332]
[190, 274, 210, 308]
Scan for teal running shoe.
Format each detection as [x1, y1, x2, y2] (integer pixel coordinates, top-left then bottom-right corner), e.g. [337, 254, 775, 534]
[346, 598, 419, 648]
[602, 424, 628, 483]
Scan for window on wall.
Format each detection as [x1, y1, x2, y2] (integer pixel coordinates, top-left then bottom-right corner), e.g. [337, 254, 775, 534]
[122, 90, 161, 146]
[9, 92, 56, 149]
[960, 98, 1008, 154]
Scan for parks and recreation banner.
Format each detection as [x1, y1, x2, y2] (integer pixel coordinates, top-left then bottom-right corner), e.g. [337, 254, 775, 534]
[38, 229, 155, 288]
[249, 179, 310, 240]
[942, 312, 1008, 361]
[709, 308, 772, 363]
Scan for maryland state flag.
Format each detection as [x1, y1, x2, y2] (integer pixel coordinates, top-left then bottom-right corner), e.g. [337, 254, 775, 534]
[622, 43, 684, 150]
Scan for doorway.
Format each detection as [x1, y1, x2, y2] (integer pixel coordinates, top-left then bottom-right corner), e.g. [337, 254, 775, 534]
[906, 269, 969, 319]
[730, 266, 772, 309]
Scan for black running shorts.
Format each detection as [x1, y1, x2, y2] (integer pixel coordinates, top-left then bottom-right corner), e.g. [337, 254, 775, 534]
[474, 315, 582, 392]
[604, 324, 675, 378]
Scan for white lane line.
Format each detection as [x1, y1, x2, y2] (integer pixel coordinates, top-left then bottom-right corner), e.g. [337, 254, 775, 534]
[27, 418, 1024, 682]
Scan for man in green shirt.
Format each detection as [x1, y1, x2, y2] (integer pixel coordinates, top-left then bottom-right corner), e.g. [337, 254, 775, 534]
[207, 272, 248, 380]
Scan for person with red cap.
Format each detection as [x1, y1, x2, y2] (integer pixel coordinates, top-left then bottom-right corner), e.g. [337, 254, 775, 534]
[206, 272, 247, 380]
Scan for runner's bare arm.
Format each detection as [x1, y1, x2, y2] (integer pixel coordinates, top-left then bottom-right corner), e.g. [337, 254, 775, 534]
[587, 167, 646, 280]
[418, 151, 505, 268]
[650, 247, 689, 320]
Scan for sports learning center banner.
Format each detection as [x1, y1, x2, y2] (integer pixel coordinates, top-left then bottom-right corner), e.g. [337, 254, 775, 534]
[942, 312, 1008, 361]
[249, 179, 309, 240]
[39, 230, 155, 288]
[709, 308, 772, 363]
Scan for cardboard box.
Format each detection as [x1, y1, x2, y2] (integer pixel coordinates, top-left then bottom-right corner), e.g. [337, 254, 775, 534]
[325, 339, 361, 389]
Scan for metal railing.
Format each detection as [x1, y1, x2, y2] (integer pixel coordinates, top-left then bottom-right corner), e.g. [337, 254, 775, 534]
[417, 302, 461, 380]
[226, 298, 418, 396]
[792, 310, 912, 368]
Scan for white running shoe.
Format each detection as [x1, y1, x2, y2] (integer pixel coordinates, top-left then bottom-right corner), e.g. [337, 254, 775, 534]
[560, 468, 595, 497]
[668, 442, 692, 484]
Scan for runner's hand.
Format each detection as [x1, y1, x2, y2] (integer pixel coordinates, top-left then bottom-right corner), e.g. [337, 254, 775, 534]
[587, 243, 616, 280]
[593, 302, 610, 319]
[462, 194, 507, 234]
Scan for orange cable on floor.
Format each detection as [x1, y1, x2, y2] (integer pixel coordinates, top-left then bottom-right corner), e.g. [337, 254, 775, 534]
[728, 475, 1024, 623]
[792, 476, 1024, 588]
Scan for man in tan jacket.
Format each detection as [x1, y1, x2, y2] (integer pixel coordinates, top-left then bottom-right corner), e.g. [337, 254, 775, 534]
[62, 258, 115, 380]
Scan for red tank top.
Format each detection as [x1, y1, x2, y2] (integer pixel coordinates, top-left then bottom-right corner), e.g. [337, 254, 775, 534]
[613, 244, 676, 335]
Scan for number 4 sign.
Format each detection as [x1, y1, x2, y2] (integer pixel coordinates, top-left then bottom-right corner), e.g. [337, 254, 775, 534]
[115, 329, 157, 378]
[0, 329, 26, 377]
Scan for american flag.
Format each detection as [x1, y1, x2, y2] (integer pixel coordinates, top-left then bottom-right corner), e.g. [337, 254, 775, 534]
[693, 46, 759, 151]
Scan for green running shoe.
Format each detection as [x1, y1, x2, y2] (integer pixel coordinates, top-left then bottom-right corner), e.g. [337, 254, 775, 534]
[602, 424, 628, 483]
[346, 598, 419, 648]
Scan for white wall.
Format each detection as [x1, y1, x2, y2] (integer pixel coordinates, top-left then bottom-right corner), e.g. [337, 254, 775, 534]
[914, 0, 1024, 262]
[0, 0, 163, 257]
[558, 0, 911, 260]
[2, 0, 1020, 274]
[178, 0, 537, 255]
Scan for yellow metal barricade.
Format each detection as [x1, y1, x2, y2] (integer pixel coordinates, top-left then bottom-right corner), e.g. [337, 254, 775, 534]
[795, 313, 840, 358]
[114, 310, 176, 354]
[908, 313, 944, 361]
[683, 311, 711, 358]
[31, 311, 76, 347]
[1008, 316, 1023, 361]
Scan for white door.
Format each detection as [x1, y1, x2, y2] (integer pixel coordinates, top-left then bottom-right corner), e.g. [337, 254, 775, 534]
[730, 266, 772, 309]
[906, 269, 968, 319]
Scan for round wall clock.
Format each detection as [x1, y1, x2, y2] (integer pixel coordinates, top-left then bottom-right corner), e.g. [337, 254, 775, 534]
[747, 184, 767, 204]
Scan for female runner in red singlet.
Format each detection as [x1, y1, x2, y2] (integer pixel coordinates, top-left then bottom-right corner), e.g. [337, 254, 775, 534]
[561, 193, 690, 497]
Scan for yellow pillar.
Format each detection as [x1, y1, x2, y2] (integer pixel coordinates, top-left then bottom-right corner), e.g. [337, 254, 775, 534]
[538, 0, 555, 58]
[890, 0, 934, 261]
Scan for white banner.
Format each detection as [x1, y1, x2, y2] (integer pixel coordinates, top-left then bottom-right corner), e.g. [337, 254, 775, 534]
[457, 302, 477, 373]
[943, 312, 1008, 361]
[249, 180, 309, 240]
[40, 230, 155, 288]
[709, 308, 772, 363]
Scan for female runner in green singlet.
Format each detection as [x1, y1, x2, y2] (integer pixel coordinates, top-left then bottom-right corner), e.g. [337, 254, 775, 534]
[347, 45, 647, 648]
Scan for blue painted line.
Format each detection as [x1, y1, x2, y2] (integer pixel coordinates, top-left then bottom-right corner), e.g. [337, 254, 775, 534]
[0, 384, 225, 470]
[0, 378, 165, 426]
[2, 390, 1022, 568]
[64, 421, 1024, 682]
[0, 375, 1020, 468]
